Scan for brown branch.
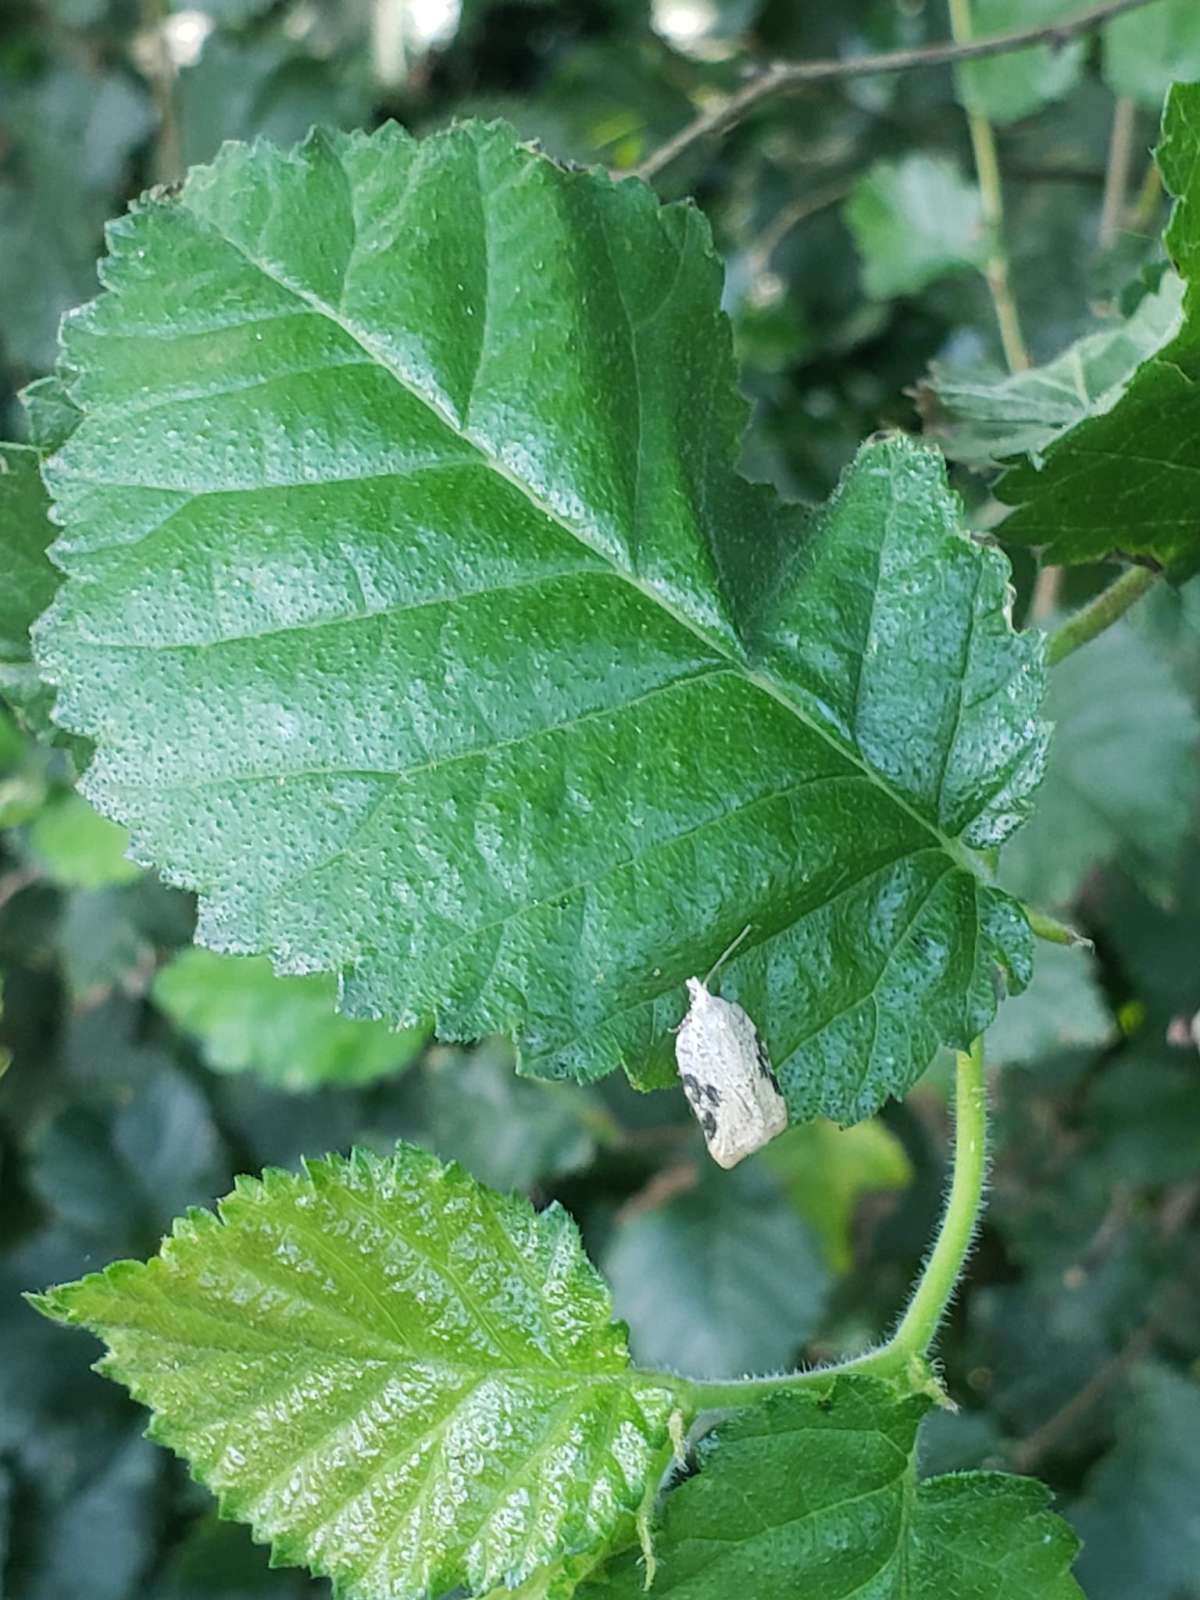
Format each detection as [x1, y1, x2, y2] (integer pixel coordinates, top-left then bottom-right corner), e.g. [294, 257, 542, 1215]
[634, 0, 1158, 181]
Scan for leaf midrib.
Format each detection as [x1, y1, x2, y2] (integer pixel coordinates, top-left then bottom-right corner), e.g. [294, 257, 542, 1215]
[157, 171, 981, 882]
[98, 1309, 674, 1393]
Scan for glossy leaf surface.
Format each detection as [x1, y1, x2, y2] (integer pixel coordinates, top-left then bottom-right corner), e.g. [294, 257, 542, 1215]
[32, 122, 1047, 1125]
[999, 85, 1200, 574]
[34, 1144, 680, 1600]
[579, 1377, 1083, 1598]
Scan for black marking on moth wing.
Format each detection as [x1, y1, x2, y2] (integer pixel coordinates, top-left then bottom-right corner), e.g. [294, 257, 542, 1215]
[755, 1035, 781, 1090]
[701, 1110, 718, 1138]
[703, 1083, 722, 1106]
[682, 1073, 703, 1104]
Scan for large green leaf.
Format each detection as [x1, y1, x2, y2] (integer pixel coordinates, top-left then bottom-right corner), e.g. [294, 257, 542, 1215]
[602, 1164, 830, 1379]
[32, 1144, 680, 1600]
[1103, 0, 1200, 109]
[32, 122, 1047, 1125]
[845, 154, 988, 299]
[153, 948, 428, 1090]
[999, 617, 1197, 907]
[999, 84, 1200, 574]
[578, 1377, 1083, 1598]
[954, 0, 1085, 126]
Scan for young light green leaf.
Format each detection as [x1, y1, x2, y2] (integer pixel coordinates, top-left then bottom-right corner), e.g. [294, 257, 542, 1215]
[845, 154, 988, 298]
[33, 122, 1047, 1125]
[1071, 1363, 1200, 1600]
[999, 83, 1200, 574]
[999, 618, 1197, 907]
[603, 1164, 830, 1379]
[1103, 0, 1200, 109]
[32, 1144, 681, 1600]
[578, 1377, 1083, 1598]
[154, 947, 428, 1090]
[954, 0, 1085, 126]
[920, 271, 1184, 471]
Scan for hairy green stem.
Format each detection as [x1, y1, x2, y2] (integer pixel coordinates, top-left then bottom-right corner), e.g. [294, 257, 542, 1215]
[881, 1037, 986, 1363]
[664, 1039, 988, 1412]
[1046, 565, 1159, 666]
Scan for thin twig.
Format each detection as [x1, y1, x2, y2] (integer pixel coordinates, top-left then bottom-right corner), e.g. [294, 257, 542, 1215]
[1010, 1318, 1157, 1472]
[616, 1160, 700, 1222]
[633, 0, 1158, 180]
[140, 0, 183, 187]
[1030, 564, 1064, 619]
[949, 0, 1030, 373]
[1099, 95, 1137, 248]
[743, 178, 853, 280]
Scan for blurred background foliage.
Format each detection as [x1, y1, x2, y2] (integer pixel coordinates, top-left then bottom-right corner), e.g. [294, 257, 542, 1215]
[1, 1, 1199, 1596]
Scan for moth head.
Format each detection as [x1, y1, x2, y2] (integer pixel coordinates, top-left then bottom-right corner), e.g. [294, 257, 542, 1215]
[684, 976, 709, 1004]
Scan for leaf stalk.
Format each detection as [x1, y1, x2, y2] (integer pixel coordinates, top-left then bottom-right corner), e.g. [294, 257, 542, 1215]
[656, 1039, 988, 1413]
[1045, 565, 1159, 666]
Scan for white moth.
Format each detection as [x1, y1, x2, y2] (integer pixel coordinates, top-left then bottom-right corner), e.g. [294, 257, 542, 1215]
[675, 926, 788, 1169]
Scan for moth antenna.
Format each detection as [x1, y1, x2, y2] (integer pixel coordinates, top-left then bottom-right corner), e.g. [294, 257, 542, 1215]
[704, 924, 753, 988]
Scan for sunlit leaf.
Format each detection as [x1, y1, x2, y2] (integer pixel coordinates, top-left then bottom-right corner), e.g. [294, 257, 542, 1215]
[34, 1144, 681, 1600]
[33, 122, 1047, 1125]
[1103, 0, 1200, 109]
[955, 0, 1085, 126]
[920, 272, 1183, 471]
[28, 792, 140, 889]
